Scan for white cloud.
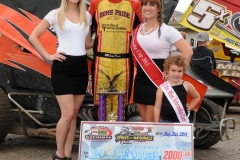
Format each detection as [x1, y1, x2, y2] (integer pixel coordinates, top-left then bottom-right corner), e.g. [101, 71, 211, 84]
[175, 0, 192, 13]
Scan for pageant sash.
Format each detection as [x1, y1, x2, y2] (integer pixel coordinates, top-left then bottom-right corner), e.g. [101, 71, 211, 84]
[131, 25, 188, 123]
[160, 81, 189, 123]
[131, 25, 165, 87]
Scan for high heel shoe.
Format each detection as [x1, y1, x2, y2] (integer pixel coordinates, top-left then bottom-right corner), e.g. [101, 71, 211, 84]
[64, 157, 72, 160]
[52, 152, 65, 160]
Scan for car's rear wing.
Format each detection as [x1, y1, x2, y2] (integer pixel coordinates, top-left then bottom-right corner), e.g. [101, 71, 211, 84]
[0, 0, 59, 60]
[179, 0, 240, 52]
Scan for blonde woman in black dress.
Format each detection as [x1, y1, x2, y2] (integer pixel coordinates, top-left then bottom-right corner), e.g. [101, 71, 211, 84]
[29, 0, 93, 159]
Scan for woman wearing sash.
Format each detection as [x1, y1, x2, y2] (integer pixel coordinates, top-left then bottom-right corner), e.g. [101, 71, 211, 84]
[132, 0, 193, 122]
[154, 55, 200, 123]
[29, 0, 93, 159]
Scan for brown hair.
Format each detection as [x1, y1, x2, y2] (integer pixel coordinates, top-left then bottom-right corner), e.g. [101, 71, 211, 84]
[163, 55, 187, 73]
[141, 0, 164, 24]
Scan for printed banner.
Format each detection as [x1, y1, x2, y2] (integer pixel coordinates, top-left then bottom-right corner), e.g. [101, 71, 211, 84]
[215, 60, 240, 79]
[79, 121, 194, 160]
[180, 0, 240, 52]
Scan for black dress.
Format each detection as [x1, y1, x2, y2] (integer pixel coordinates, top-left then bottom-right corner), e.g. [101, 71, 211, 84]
[51, 54, 88, 95]
[134, 59, 165, 105]
[160, 81, 187, 122]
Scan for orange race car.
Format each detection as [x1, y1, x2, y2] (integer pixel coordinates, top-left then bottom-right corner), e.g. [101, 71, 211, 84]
[0, 0, 237, 149]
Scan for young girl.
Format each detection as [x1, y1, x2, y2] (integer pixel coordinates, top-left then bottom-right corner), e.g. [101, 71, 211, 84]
[154, 55, 200, 123]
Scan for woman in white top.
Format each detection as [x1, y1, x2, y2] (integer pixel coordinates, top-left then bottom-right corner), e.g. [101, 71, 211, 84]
[29, 0, 93, 159]
[132, 0, 193, 122]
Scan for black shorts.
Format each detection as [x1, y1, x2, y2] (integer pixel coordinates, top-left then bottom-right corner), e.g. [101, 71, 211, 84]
[51, 54, 88, 95]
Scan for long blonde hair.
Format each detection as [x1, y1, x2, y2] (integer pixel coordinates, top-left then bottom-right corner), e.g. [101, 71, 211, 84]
[57, 0, 88, 30]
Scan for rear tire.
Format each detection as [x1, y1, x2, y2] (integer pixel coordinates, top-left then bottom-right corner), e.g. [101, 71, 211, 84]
[127, 116, 142, 122]
[0, 88, 11, 143]
[194, 98, 221, 149]
[125, 103, 140, 121]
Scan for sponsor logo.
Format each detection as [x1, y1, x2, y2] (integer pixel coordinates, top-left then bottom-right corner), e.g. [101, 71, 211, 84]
[235, 42, 240, 48]
[102, 24, 126, 31]
[216, 62, 240, 78]
[100, 10, 130, 19]
[224, 38, 235, 44]
[104, 54, 121, 58]
[212, 42, 220, 45]
[84, 126, 112, 141]
[115, 125, 154, 144]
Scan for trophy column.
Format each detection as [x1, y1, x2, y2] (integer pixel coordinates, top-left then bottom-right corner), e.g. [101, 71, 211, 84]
[98, 94, 106, 121]
[118, 93, 124, 121]
[97, 91, 126, 121]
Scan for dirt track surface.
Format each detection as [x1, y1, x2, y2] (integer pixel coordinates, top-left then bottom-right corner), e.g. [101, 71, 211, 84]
[0, 107, 240, 160]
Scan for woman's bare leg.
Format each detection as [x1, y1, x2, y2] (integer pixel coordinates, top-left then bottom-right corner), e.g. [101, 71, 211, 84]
[145, 105, 154, 122]
[55, 95, 75, 158]
[64, 95, 85, 157]
[136, 103, 147, 122]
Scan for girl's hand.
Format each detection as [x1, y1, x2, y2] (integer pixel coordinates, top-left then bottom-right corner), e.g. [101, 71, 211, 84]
[186, 103, 190, 111]
[49, 52, 66, 62]
[162, 71, 168, 81]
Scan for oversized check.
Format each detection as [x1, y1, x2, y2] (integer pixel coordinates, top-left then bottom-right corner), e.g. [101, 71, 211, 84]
[78, 121, 194, 160]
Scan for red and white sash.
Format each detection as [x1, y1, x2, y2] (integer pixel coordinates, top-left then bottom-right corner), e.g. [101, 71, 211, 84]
[131, 25, 189, 123]
[160, 81, 189, 123]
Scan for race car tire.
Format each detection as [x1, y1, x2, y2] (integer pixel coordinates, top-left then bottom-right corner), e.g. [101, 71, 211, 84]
[0, 88, 11, 143]
[207, 100, 226, 146]
[127, 116, 142, 122]
[194, 98, 222, 149]
[125, 103, 140, 121]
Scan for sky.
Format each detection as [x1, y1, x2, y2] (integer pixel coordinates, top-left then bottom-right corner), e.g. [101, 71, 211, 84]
[175, 0, 193, 13]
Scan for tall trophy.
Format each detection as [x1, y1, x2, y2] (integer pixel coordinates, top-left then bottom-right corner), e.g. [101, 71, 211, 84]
[99, 69, 124, 92]
[98, 70, 125, 121]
